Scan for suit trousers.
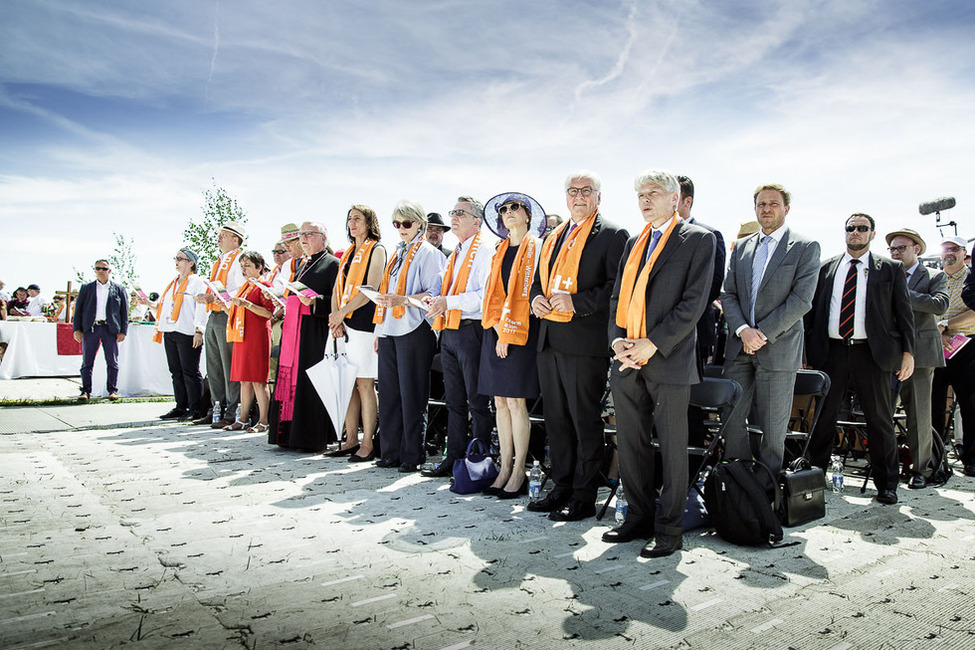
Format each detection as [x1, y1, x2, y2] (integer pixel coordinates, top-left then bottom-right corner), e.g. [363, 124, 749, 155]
[537, 348, 609, 504]
[378, 326, 436, 467]
[440, 323, 493, 462]
[80, 323, 120, 394]
[808, 341, 899, 492]
[723, 353, 798, 475]
[163, 331, 204, 414]
[932, 342, 975, 465]
[611, 368, 690, 537]
[204, 311, 240, 413]
[900, 365, 934, 476]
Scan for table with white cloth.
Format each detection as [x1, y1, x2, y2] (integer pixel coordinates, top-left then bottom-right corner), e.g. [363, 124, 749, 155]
[0, 321, 202, 397]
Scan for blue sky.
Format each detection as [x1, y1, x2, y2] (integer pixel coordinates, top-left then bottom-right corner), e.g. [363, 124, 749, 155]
[2, 0, 973, 294]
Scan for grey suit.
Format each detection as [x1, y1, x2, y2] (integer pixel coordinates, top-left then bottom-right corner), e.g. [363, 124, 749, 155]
[900, 264, 948, 476]
[720, 228, 821, 474]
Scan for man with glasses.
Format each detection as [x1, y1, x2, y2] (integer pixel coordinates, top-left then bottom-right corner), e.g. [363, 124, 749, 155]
[425, 213, 450, 257]
[528, 171, 629, 521]
[268, 241, 290, 290]
[932, 236, 975, 477]
[886, 228, 948, 488]
[72, 260, 129, 401]
[805, 213, 915, 504]
[422, 197, 495, 477]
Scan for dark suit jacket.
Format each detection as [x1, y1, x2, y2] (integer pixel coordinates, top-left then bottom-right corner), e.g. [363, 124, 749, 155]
[805, 252, 915, 372]
[686, 217, 726, 355]
[721, 228, 821, 371]
[608, 220, 715, 385]
[530, 214, 629, 357]
[907, 264, 949, 369]
[961, 267, 975, 311]
[73, 280, 129, 335]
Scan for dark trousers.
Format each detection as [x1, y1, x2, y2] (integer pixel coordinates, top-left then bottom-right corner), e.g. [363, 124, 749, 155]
[932, 341, 975, 465]
[808, 341, 899, 492]
[441, 323, 493, 461]
[80, 323, 119, 394]
[611, 367, 690, 537]
[901, 366, 934, 476]
[164, 331, 204, 414]
[378, 326, 436, 467]
[537, 348, 609, 504]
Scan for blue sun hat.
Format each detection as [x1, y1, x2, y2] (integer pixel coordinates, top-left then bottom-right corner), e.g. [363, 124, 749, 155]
[484, 192, 548, 240]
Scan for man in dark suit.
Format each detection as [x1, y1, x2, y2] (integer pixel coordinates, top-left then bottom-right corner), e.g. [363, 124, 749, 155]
[528, 170, 629, 521]
[806, 213, 915, 504]
[886, 228, 948, 488]
[72, 259, 129, 401]
[720, 184, 820, 476]
[677, 175, 726, 367]
[603, 170, 714, 558]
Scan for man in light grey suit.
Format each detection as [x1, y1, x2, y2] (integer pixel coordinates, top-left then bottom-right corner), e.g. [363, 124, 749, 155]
[720, 183, 821, 476]
[886, 228, 948, 489]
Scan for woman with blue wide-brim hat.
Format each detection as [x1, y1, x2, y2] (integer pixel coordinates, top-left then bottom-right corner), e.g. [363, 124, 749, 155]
[478, 191, 546, 498]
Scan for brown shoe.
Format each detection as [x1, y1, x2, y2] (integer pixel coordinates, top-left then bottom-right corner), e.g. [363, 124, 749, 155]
[108, 393, 120, 401]
[211, 418, 235, 429]
[78, 392, 90, 402]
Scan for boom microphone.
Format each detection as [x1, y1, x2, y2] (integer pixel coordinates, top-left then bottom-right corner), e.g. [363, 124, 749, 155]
[919, 197, 956, 215]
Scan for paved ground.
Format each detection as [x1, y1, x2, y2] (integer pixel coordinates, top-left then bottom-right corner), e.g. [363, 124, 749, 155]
[1, 378, 974, 649]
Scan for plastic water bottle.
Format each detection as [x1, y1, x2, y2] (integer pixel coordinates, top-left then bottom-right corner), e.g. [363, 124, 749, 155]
[212, 401, 221, 425]
[528, 461, 543, 501]
[831, 455, 844, 493]
[615, 478, 628, 525]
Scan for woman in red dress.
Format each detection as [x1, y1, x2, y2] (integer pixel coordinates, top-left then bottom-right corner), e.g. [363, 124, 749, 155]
[227, 251, 275, 432]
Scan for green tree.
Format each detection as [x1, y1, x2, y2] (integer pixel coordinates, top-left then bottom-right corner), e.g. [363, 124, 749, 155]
[182, 181, 248, 272]
[73, 232, 139, 287]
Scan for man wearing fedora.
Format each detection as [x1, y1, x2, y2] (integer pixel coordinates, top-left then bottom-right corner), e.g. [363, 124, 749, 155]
[887, 228, 948, 488]
[193, 221, 246, 428]
[425, 213, 450, 257]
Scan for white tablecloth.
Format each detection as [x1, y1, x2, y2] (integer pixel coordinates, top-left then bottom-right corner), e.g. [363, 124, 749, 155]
[0, 321, 201, 397]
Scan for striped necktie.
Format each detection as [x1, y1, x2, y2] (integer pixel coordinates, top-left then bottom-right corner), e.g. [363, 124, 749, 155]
[839, 259, 860, 339]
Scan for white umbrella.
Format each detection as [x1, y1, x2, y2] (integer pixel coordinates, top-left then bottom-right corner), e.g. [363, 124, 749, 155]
[305, 334, 357, 440]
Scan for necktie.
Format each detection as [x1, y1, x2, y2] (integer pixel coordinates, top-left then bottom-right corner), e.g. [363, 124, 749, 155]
[749, 236, 770, 326]
[839, 259, 860, 339]
[644, 229, 662, 263]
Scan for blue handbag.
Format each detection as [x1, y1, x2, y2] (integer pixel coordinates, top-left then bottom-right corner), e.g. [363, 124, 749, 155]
[449, 438, 499, 494]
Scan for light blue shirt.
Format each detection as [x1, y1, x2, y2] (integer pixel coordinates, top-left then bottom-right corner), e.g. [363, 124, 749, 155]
[440, 230, 496, 320]
[374, 236, 445, 338]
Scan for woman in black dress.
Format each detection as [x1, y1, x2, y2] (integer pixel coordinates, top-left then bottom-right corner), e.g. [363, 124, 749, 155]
[478, 192, 547, 498]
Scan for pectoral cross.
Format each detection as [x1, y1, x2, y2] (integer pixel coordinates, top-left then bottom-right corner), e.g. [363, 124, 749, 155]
[562, 277, 573, 290]
[500, 305, 512, 322]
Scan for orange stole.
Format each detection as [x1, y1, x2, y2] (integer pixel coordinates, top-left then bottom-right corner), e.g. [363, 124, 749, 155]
[152, 275, 190, 343]
[614, 216, 680, 343]
[206, 249, 241, 313]
[373, 240, 423, 324]
[336, 239, 377, 318]
[482, 235, 537, 345]
[226, 282, 253, 343]
[537, 213, 597, 322]
[432, 232, 483, 331]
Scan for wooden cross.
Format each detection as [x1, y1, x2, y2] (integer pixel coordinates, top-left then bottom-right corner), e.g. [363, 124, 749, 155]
[55, 282, 79, 323]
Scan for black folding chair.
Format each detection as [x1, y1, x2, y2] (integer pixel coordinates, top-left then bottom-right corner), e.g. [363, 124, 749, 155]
[782, 369, 831, 467]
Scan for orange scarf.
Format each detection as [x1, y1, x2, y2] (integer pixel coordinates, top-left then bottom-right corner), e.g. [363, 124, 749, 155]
[537, 213, 597, 322]
[615, 216, 680, 343]
[373, 239, 424, 324]
[433, 232, 483, 331]
[335, 239, 377, 318]
[152, 275, 191, 343]
[206, 249, 241, 313]
[226, 282, 253, 343]
[482, 235, 537, 345]
[268, 264, 281, 283]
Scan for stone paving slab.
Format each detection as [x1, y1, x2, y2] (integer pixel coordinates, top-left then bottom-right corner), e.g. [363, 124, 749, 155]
[1, 417, 974, 649]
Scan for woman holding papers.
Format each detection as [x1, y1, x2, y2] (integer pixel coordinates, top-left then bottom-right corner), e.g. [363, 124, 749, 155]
[478, 192, 544, 498]
[328, 205, 387, 461]
[225, 251, 276, 433]
[143, 248, 209, 421]
[373, 201, 446, 472]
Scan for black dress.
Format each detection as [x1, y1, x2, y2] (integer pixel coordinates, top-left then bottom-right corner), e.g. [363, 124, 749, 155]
[477, 244, 540, 399]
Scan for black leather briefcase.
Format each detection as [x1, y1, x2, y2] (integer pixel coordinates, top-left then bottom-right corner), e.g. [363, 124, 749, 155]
[777, 458, 826, 527]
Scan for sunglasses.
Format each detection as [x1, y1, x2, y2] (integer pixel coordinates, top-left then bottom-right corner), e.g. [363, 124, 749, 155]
[498, 203, 525, 216]
[94, 266, 110, 271]
[845, 225, 871, 233]
[271, 249, 287, 255]
[392, 220, 415, 229]
[943, 245, 962, 253]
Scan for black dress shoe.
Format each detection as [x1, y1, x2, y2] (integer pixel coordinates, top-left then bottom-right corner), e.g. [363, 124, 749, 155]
[327, 444, 359, 457]
[420, 459, 453, 478]
[908, 473, 927, 490]
[640, 534, 683, 558]
[398, 463, 421, 473]
[964, 464, 975, 477]
[548, 500, 596, 522]
[348, 450, 376, 463]
[876, 489, 898, 505]
[160, 408, 186, 420]
[497, 481, 529, 499]
[526, 490, 570, 513]
[178, 411, 208, 422]
[482, 486, 502, 496]
[375, 457, 400, 468]
[602, 520, 654, 543]
[191, 414, 213, 426]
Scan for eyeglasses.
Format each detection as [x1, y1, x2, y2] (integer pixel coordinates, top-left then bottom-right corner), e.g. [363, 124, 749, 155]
[299, 230, 323, 238]
[943, 245, 962, 253]
[174, 256, 190, 262]
[497, 203, 525, 216]
[392, 220, 415, 229]
[845, 225, 871, 233]
[271, 249, 287, 255]
[566, 186, 595, 198]
[887, 245, 909, 253]
[448, 209, 474, 218]
[94, 266, 110, 271]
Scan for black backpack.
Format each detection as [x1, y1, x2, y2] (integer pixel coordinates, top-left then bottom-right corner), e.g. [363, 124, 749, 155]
[704, 459, 784, 546]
